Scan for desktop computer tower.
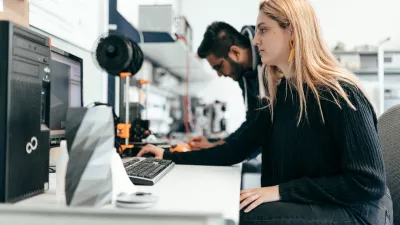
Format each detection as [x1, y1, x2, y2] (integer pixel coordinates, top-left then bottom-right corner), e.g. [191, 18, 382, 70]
[0, 21, 51, 202]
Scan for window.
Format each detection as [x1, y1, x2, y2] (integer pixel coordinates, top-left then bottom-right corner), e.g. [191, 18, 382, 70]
[384, 57, 392, 63]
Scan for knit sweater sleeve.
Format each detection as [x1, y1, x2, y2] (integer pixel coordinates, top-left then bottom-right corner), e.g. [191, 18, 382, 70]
[163, 109, 270, 166]
[224, 107, 259, 144]
[279, 84, 386, 205]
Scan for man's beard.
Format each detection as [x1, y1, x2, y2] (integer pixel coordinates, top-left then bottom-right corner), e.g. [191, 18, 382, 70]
[226, 57, 249, 81]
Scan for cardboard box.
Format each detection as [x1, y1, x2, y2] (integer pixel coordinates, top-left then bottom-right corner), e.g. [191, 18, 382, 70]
[0, 0, 29, 28]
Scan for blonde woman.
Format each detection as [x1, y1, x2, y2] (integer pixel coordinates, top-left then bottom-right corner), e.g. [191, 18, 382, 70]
[138, 0, 393, 223]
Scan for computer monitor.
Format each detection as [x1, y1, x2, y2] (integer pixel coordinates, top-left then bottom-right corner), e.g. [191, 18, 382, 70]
[49, 47, 83, 146]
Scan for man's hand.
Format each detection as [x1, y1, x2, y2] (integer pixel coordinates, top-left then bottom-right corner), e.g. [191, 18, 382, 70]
[188, 136, 215, 150]
[240, 186, 280, 213]
[137, 144, 165, 159]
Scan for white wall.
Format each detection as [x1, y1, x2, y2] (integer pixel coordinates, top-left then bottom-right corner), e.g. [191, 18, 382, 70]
[311, 0, 400, 50]
[29, 0, 109, 106]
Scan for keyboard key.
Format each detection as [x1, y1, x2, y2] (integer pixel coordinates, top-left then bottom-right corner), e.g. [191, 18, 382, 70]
[123, 159, 140, 168]
[152, 165, 165, 174]
[144, 173, 154, 179]
[137, 173, 146, 178]
[146, 164, 157, 172]
[158, 160, 172, 165]
[129, 172, 139, 177]
[139, 165, 157, 177]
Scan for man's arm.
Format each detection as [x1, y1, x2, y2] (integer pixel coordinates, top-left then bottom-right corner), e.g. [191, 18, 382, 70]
[224, 108, 259, 144]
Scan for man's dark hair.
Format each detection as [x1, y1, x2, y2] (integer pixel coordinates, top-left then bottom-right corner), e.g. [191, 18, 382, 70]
[197, 22, 250, 59]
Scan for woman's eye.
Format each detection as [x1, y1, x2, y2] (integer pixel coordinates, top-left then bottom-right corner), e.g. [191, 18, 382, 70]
[260, 29, 267, 34]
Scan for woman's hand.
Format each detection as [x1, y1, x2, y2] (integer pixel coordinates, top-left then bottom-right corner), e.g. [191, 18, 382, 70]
[240, 185, 280, 213]
[137, 144, 165, 159]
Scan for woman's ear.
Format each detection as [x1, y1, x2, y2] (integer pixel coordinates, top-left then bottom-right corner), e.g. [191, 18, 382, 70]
[228, 46, 242, 62]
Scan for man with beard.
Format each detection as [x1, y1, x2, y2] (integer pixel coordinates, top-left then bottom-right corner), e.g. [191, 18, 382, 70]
[189, 22, 264, 176]
[189, 22, 263, 156]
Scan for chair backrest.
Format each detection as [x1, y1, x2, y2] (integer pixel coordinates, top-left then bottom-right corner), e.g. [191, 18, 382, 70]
[378, 104, 400, 224]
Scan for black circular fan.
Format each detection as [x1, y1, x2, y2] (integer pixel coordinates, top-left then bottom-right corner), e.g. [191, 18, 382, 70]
[95, 34, 144, 76]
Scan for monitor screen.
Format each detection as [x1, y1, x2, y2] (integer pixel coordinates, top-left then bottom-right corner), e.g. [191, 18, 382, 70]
[49, 47, 83, 146]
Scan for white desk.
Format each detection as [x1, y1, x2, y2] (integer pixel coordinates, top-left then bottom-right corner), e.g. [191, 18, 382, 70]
[17, 163, 242, 224]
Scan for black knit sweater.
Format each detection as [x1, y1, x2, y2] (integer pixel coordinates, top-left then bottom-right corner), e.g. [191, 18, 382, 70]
[163, 78, 387, 205]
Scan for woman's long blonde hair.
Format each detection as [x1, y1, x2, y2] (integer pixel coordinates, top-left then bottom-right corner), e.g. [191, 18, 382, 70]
[260, 0, 366, 124]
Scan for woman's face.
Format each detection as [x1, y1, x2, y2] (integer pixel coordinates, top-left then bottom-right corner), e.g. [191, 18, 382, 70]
[253, 11, 292, 66]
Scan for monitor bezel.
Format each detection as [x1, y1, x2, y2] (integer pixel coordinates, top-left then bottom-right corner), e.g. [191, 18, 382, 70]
[50, 46, 84, 107]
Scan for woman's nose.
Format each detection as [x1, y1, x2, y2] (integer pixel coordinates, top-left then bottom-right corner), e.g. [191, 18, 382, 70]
[253, 34, 261, 46]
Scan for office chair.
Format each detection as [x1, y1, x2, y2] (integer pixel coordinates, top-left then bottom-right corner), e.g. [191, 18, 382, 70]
[378, 104, 400, 225]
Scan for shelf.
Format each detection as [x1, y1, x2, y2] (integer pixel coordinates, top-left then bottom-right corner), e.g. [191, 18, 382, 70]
[334, 50, 400, 56]
[350, 68, 400, 75]
[334, 51, 378, 56]
[138, 33, 213, 82]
